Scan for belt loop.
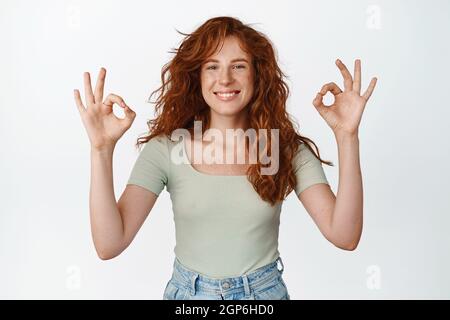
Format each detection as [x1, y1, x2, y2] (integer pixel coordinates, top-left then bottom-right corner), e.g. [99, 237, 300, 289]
[242, 275, 251, 298]
[190, 273, 198, 296]
[277, 257, 285, 274]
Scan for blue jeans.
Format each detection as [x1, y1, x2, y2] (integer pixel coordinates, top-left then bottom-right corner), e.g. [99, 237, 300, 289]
[163, 256, 290, 300]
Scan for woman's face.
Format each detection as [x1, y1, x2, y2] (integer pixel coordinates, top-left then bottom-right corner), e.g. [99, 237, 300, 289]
[200, 36, 254, 118]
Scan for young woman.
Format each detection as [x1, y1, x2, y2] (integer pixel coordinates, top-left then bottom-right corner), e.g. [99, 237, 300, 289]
[74, 16, 377, 300]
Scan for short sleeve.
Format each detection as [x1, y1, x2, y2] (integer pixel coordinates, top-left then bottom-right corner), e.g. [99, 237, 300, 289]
[127, 135, 170, 196]
[294, 143, 329, 196]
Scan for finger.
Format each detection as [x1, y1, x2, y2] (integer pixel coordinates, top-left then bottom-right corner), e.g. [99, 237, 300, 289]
[362, 77, 378, 101]
[353, 59, 361, 93]
[94, 67, 106, 103]
[103, 93, 127, 110]
[123, 106, 137, 122]
[313, 92, 328, 116]
[115, 105, 136, 130]
[83, 72, 95, 105]
[313, 92, 333, 121]
[319, 82, 342, 96]
[336, 59, 353, 91]
[73, 89, 86, 113]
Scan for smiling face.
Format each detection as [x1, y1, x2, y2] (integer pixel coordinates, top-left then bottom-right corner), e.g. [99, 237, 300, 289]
[200, 36, 254, 118]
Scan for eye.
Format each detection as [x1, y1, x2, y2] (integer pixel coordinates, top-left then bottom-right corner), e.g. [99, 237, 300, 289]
[233, 65, 246, 69]
[206, 65, 218, 70]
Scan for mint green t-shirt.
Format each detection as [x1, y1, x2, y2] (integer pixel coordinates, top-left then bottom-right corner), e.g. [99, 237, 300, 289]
[127, 133, 329, 279]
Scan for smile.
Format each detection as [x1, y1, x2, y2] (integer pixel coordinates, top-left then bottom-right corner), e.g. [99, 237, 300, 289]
[214, 90, 241, 101]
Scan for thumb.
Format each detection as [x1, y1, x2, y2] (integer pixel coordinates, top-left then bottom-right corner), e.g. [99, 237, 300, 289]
[313, 93, 326, 115]
[123, 106, 136, 124]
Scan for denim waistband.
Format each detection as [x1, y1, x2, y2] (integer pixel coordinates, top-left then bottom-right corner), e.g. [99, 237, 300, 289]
[170, 256, 285, 297]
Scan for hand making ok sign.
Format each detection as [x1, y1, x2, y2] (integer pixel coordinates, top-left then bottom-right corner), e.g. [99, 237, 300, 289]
[313, 59, 377, 136]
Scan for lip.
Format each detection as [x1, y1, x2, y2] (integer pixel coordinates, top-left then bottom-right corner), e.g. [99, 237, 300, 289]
[214, 90, 241, 94]
[214, 90, 241, 102]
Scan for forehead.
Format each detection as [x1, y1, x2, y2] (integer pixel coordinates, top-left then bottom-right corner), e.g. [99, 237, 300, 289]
[207, 36, 251, 61]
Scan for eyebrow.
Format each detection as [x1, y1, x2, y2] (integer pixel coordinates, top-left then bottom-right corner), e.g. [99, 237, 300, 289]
[203, 58, 249, 64]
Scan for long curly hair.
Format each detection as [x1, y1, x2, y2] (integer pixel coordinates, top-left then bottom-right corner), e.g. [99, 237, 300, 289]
[136, 16, 333, 206]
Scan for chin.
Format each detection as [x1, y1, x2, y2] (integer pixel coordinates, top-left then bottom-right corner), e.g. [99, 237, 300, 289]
[210, 104, 247, 116]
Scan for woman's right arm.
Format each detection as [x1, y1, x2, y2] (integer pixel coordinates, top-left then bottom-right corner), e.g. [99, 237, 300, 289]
[90, 147, 158, 260]
[75, 68, 158, 260]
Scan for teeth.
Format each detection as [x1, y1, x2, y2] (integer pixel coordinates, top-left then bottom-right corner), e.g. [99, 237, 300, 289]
[217, 92, 237, 98]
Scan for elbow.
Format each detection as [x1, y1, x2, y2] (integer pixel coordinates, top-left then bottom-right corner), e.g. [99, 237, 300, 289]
[334, 240, 359, 251]
[92, 237, 126, 260]
[329, 233, 360, 251]
[329, 226, 362, 251]
[97, 252, 117, 260]
[95, 247, 121, 260]
[340, 243, 358, 251]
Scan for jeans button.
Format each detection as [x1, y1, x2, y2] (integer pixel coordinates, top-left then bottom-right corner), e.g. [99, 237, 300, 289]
[222, 282, 230, 289]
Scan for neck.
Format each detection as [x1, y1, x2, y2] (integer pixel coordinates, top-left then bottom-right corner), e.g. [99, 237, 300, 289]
[207, 108, 249, 138]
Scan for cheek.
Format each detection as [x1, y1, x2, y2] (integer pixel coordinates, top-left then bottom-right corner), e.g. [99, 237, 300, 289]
[242, 75, 254, 94]
[239, 72, 253, 87]
[201, 75, 215, 92]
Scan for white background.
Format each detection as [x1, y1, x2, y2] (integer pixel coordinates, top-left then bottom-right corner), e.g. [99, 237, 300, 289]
[1, 0, 449, 299]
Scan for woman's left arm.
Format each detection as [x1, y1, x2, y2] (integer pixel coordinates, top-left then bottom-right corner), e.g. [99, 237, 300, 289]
[330, 131, 363, 250]
[299, 59, 377, 250]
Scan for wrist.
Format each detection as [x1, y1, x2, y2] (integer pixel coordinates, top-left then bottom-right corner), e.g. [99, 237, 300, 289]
[91, 145, 115, 156]
[334, 131, 359, 144]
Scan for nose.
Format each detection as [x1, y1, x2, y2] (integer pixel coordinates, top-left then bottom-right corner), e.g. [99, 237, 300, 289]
[218, 68, 233, 85]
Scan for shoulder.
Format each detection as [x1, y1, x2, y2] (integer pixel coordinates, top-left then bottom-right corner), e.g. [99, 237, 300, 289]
[147, 133, 170, 145]
[292, 141, 323, 171]
[294, 142, 315, 160]
[142, 133, 173, 148]
[138, 133, 173, 158]
[140, 132, 187, 159]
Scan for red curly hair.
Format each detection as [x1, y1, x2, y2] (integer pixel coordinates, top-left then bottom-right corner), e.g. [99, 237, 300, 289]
[136, 16, 333, 206]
